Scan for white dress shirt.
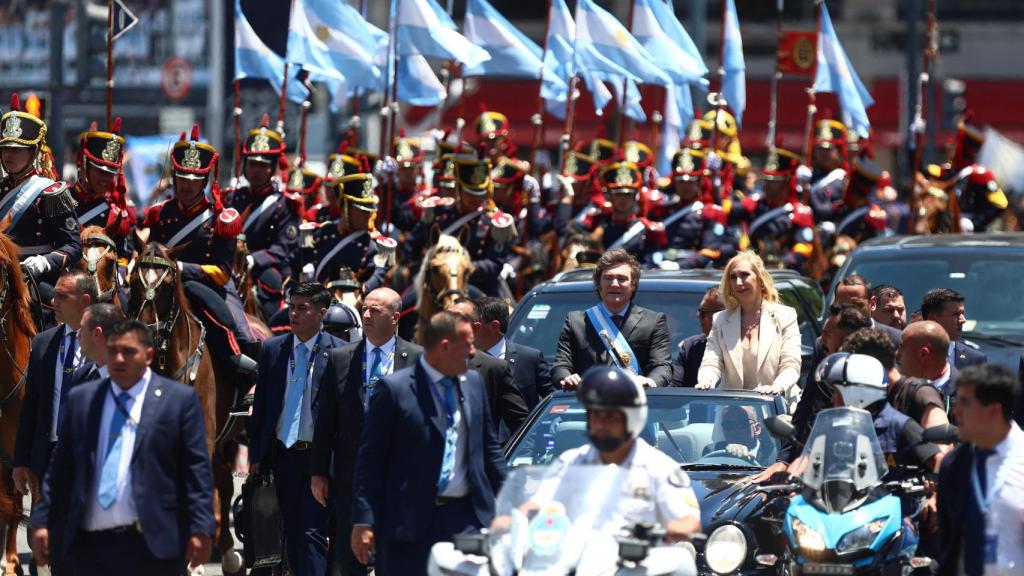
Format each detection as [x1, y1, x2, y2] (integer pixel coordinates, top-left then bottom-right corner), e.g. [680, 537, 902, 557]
[486, 337, 507, 361]
[83, 369, 152, 531]
[276, 331, 321, 443]
[979, 421, 1024, 574]
[420, 357, 469, 498]
[51, 325, 83, 441]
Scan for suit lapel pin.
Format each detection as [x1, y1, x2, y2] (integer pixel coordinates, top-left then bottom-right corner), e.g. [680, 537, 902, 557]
[155, 388, 163, 397]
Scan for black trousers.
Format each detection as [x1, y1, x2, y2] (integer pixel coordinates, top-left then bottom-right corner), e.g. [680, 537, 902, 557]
[375, 497, 480, 576]
[70, 528, 182, 576]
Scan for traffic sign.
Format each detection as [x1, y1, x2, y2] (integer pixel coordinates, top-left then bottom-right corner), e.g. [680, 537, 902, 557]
[161, 57, 192, 102]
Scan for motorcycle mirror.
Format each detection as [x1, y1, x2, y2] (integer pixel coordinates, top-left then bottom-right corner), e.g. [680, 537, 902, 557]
[764, 416, 797, 442]
[921, 424, 958, 444]
[617, 536, 651, 563]
[453, 531, 490, 556]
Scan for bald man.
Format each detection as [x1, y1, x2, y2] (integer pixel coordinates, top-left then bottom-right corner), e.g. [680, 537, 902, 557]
[311, 287, 423, 575]
[899, 321, 956, 399]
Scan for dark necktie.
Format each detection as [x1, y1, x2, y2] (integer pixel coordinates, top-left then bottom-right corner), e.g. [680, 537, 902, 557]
[611, 315, 624, 329]
[56, 332, 78, 430]
[964, 447, 994, 576]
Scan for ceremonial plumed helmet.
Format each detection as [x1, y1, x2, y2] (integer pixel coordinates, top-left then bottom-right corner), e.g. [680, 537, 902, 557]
[333, 173, 379, 213]
[623, 140, 654, 168]
[563, 150, 597, 181]
[393, 136, 424, 167]
[491, 156, 529, 186]
[171, 124, 218, 181]
[286, 165, 324, 197]
[601, 161, 642, 193]
[761, 147, 802, 181]
[474, 111, 509, 141]
[0, 93, 46, 149]
[589, 137, 618, 164]
[577, 366, 648, 440]
[817, 352, 887, 409]
[80, 117, 125, 174]
[242, 113, 285, 163]
[672, 147, 707, 181]
[455, 156, 492, 197]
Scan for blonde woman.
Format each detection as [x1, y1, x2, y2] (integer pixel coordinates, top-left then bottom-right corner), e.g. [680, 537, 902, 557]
[696, 252, 802, 407]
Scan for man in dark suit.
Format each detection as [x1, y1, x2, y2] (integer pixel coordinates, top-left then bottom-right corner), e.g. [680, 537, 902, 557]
[553, 248, 673, 390]
[937, 364, 1023, 576]
[68, 303, 125, 387]
[248, 281, 344, 576]
[13, 269, 96, 501]
[476, 296, 552, 408]
[351, 310, 507, 576]
[448, 299, 529, 436]
[834, 274, 902, 346]
[29, 320, 214, 574]
[671, 287, 724, 387]
[311, 287, 422, 576]
[920, 288, 987, 370]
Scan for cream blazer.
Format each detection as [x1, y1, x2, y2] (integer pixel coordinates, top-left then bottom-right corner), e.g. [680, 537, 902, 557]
[696, 301, 803, 406]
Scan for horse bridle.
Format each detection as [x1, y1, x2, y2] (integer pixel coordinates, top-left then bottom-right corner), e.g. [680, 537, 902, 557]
[132, 255, 182, 373]
[83, 232, 121, 303]
[0, 266, 27, 418]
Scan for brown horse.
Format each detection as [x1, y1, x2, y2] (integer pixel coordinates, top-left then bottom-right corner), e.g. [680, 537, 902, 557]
[232, 236, 266, 323]
[0, 226, 36, 576]
[128, 243, 245, 574]
[78, 225, 123, 307]
[413, 231, 473, 343]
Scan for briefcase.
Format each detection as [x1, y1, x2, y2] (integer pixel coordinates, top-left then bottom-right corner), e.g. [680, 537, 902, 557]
[234, 473, 283, 570]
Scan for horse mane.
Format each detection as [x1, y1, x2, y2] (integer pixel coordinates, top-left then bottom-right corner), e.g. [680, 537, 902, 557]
[0, 222, 35, 337]
[414, 233, 470, 308]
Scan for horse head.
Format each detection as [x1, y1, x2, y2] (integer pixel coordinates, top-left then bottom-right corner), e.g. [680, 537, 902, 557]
[416, 231, 474, 310]
[80, 225, 121, 303]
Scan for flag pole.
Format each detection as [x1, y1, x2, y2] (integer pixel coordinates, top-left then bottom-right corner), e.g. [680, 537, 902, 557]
[106, 0, 114, 129]
[615, 0, 638, 151]
[278, 62, 290, 137]
[767, 0, 783, 150]
[560, 75, 579, 175]
[380, 0, 401, 228]
[530, 0, 553, 181]
[233, 79, 243, 180]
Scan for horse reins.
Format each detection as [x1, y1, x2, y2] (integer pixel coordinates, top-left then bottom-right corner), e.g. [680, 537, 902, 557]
[83, 232, 121, 303]
[0, 268, 27, 417]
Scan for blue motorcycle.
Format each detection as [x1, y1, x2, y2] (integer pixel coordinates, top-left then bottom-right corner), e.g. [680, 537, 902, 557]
[761, 408, 942, 576]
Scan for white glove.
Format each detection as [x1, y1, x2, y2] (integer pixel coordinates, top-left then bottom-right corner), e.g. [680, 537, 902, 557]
[373, 156, 398, 181]
[246, 255, 255, 271]
[22, 255, 50, 276]
[960, 217, 975, 234]
[705, 151, 723, 171]
[301, 262, 315, 280]
[795, 164, 813, 185]
[819, 220, 836, 237]
[523, 175, 541, 204]
[556, 174, 575, 198]
[500, 262, 517, 281]
[177, 261, 184, 272]
[725, 443, 752, 459]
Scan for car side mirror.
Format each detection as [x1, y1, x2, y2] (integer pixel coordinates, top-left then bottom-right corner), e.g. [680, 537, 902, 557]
[764, 416, 797, 442]
[922, 424, 958, 444]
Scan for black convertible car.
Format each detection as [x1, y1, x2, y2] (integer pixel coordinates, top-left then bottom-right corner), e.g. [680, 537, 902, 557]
[505, 388, 792, 575]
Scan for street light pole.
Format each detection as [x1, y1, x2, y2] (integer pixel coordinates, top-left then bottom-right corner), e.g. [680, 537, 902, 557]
[207, 0, 226, 158]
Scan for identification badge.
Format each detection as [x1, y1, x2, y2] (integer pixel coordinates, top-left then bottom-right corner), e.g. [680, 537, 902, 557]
[984, 533, 997, 565]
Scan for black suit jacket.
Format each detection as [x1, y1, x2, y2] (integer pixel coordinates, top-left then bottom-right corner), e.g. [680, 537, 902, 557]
[29, 374, 215, 563]
[470, 351, 529, 434]
[311, 336, 421, 520]
[14, 325, 66, 479]
[936, 442, 973, 576]
[670, 334, 707, 387]
[504, 341, 552, 409]
[552, 304, 673, 387]
[875, 321, 902, 347]
[953, 340, 986, 369]
[248, 331, 344, 466]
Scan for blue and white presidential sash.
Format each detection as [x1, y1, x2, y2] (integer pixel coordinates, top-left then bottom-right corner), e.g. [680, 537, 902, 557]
[585, 304, 641, 375]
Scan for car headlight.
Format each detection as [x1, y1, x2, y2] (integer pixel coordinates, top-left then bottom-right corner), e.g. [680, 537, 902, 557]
[790, 518, 826, 552]
[836, 518, 888, 554]
[705, 524, 748, 574]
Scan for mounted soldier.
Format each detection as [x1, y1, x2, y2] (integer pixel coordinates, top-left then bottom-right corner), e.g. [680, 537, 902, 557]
[72, 118, 136, 257]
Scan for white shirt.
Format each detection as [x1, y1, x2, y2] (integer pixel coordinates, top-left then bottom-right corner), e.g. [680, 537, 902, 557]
[276, 331, 321, 443]
[83, 369, 152, 531]
[51, 325, 83, 441]
[486, 337, 507, 361]
[979, 422, 1024, 574]
[364, 336, 397, 385]
[420, 357, 469, 498]
[931, 365, 952, 395]
[547, 439, 701, 528]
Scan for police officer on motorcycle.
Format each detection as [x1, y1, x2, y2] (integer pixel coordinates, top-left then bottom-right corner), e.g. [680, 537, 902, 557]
[557, 366, 702, 542]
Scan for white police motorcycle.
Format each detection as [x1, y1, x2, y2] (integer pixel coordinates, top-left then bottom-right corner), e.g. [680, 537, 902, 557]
[427, 464, 697, 576]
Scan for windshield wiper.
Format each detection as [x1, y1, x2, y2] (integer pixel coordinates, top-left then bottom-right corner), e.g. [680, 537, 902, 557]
[963, 331, 1024, 347]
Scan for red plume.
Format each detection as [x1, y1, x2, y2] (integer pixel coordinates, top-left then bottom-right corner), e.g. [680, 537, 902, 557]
[260, 113, 270, 128]
[337, 139, 349, 154]
[478, 102, 488, 114]
[361, 155, 370, 173]
[88, 121, 98, 132]
[178, 131, 186, 142]
[278, 154, 289, 177]
[105, 173, 136, 237]
[110, 117, 122, 134]
[190, 124, 200, 142]
[10, 93, 19, 112]
[399, 128, 406, 138]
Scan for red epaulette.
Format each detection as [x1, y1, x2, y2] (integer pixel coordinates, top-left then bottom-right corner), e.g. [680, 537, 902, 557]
[741, 195, 759, 216]
[215, 208, 243, 238]
[791, 203, 814, 228]
[701, 203, 728, 225]
[866, 204, 888, 231]
[142, 199, 171, 228]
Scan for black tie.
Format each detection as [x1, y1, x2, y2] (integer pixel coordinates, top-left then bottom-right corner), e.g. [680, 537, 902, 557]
[611, 315, 624, 329]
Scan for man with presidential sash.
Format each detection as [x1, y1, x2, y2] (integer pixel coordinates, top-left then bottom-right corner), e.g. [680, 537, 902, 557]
[293, 172, 396, 293]
[72, 117, 137, 258]
[552, 248, 672, 390]
[227, 115, 300, 318]
[0, 93, 81, 291]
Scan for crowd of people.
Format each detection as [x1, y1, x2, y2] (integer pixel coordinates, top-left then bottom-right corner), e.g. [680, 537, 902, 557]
[0, 88, 1021, 576]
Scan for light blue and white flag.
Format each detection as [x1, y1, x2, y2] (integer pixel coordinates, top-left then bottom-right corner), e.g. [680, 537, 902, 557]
[286, 0, 346, 85]
[396, 0, 490, 67]
[657, 83, 694, 175]
[234, 0, 307, 102]
[612, 79, 646, 123]
[721, 0, 746, 126]
[301, 0, 385, 91]
[574, 0, 670, 87]
[632, 0, 707, 86]
[542, 0, 576, 119]
[813, 2, 874, 137]
[396, 54, 447, 106]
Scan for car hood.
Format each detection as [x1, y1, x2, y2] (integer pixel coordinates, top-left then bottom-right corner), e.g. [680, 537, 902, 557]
[686, 469, 766, 527]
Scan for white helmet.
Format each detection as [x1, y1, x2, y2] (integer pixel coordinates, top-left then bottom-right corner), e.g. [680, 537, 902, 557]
[819, 352, 887, 409]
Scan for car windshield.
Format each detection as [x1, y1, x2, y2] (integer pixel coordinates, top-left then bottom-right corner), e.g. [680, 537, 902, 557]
[507, 394, 780, 468]
[846, 254, 1024, 337]
[508, 290, 704, 359]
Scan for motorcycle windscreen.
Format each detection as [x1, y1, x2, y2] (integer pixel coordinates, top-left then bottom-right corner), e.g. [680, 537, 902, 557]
[798, 408, 887, 512]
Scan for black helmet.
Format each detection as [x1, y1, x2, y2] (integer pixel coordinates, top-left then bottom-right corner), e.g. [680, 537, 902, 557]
[323, 302, 363, 342]
[577, 366, 648, 440]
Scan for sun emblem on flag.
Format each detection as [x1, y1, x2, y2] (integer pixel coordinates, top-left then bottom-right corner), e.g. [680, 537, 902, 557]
[315, 25, 330, 42]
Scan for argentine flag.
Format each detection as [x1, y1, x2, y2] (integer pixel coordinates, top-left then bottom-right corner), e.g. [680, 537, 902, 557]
[721, 0, 746, 126]
[396, 0, 491, 68]
[632, 0, 707, 86]
[300, 0, 385, 92]
[397, 54, 447, 107]
[574, 0, 670, 87]
[234, 0, 307, 102]
[813, 2, 874, 137]
[286, 0, 346, 85]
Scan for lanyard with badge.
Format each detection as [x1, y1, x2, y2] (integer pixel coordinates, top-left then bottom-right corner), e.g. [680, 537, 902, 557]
[291, 333, 323, 384]
[362, 347, 395, 393]
[971, 446, 1007, 566]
